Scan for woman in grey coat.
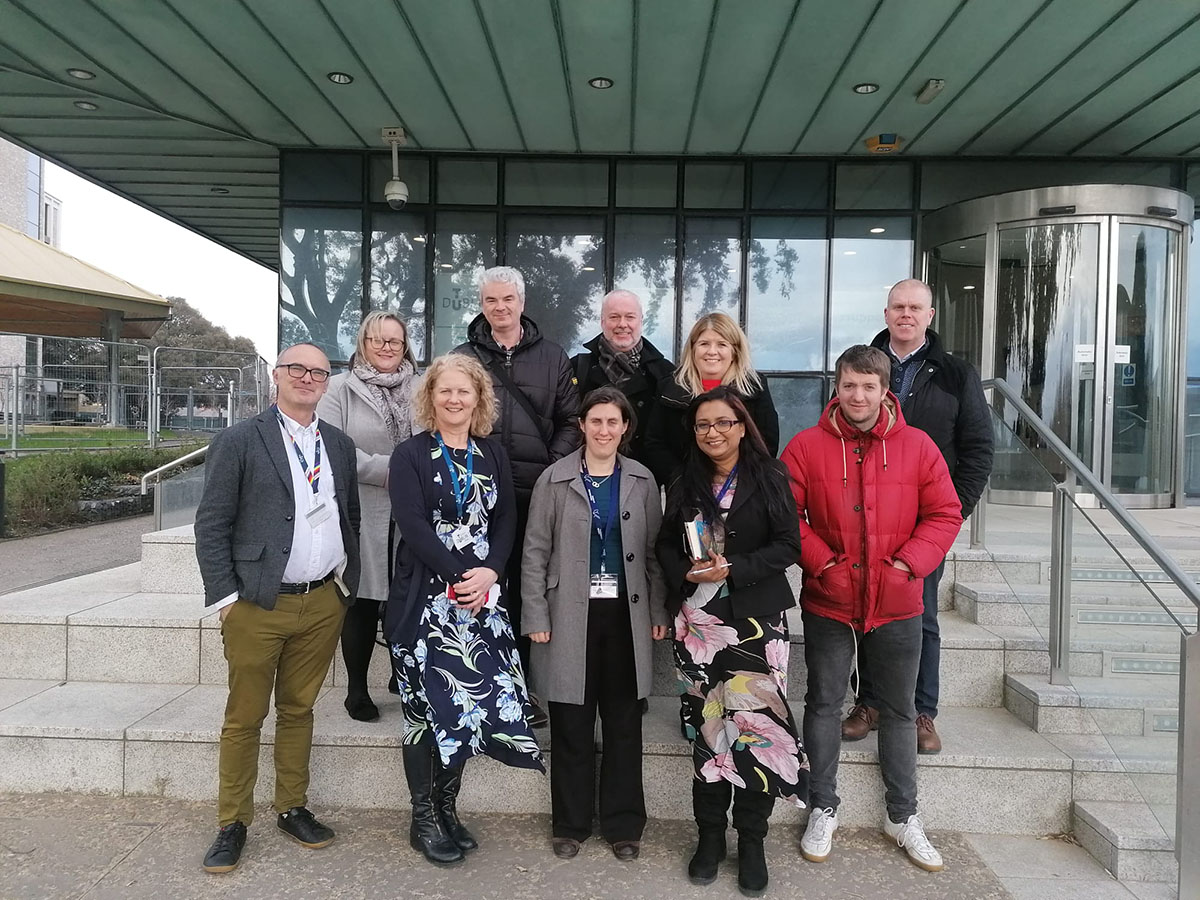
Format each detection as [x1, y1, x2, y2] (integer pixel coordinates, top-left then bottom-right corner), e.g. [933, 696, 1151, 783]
[316, 310, 418, 721]
[522, 386, 669, 862]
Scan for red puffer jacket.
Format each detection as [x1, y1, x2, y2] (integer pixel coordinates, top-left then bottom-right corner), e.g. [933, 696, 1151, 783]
[781, 393, 962, 632]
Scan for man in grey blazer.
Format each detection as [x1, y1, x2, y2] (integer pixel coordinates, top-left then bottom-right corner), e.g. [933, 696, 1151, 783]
[194, 341, 361, 874]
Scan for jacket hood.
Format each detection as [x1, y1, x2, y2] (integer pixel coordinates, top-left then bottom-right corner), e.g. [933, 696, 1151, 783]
[871, 326, 946, 364]
[466, 312, 543, 353]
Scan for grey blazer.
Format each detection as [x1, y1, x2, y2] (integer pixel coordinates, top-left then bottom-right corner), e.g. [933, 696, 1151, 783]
[194, 411, 361, 609]
[521, 449, 668, 704]
[316, 371, 418, 602]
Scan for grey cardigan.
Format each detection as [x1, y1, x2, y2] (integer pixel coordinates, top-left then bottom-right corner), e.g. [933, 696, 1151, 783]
[316, 370, 418, 602]
[521, 449, 668, 704]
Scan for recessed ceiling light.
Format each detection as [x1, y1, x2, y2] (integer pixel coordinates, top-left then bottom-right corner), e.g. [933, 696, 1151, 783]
[327, 71, 353, 85]
[869, 226, 886, 234]
[958, 244, 966, 249]
[67, 68, 95, 80]
[581, 266, 595, 272]
[210, 186, 230, 194]
[73, 100, 99, 111]
[439, 263, 453, 269]
[963, 284, 976, 290]
[413, 235, 426, 242]
[588, 76, 614, 90]
[853, 83, 879, 94]
[843, 250, 857, 256]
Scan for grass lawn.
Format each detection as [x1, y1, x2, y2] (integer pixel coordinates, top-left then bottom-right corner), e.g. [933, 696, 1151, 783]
[4, 427, 181, 450]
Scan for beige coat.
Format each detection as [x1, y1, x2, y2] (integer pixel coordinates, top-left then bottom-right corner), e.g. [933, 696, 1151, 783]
[316, 371, 418, 602]
[521, 449, 669, 704]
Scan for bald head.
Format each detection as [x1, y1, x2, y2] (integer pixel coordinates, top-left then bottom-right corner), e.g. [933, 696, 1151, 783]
[600, 289, 644, 352]
[884, 279, 935, 357]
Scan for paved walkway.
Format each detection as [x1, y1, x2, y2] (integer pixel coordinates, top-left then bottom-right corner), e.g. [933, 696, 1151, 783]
[0, 515, 154, 595]
[0, 794, 1176, 900]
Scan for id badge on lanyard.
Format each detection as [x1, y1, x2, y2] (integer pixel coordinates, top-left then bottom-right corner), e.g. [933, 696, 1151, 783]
[582, 458, 621, 599]
[435, 433, 476, 550]
[277, 407, 332, 525]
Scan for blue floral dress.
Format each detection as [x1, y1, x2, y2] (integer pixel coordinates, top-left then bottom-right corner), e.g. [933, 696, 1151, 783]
[389, 442, 544, 772]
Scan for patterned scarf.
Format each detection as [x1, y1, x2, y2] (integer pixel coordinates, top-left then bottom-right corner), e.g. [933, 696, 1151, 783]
[596, 336, 644, 390]
[352, 360, 416, 445]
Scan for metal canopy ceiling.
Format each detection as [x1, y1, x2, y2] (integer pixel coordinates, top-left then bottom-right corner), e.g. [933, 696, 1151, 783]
[2, 0, 1199, 271]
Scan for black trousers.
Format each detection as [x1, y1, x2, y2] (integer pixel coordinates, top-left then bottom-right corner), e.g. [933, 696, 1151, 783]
[692, 779, 774, 840]
[340, 598, 381, 699]
[506, 499, 532, 678]
[548, 596, 645, 843]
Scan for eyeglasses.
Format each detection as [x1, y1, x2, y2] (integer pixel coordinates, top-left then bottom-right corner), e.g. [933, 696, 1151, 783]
[693, 418, 741, 435]
[365, 337, 406, 351]
[275, 363, 330, 383]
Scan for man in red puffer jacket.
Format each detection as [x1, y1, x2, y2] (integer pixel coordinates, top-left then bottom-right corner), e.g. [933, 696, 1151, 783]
[781, 344, 961, 874]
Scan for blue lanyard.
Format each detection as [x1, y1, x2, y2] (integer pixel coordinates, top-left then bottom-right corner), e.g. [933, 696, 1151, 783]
[713, 464, 738, 508]
[274, 406, 321, 495]
[581, 456, 620, 573]
[434, 432, 475, 522]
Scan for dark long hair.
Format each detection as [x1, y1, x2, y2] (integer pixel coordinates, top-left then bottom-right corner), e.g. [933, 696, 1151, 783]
[665, 385, 792, 526]
[580, 386, 637, 455]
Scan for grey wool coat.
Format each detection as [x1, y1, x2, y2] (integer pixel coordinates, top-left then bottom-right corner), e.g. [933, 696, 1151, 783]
[521, 449, 669, 704]
[316, 370, 418, 602]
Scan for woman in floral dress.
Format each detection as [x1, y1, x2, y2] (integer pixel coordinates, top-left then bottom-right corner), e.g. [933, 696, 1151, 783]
[385, 353, 543, 867]
[656, 386, 807, 896]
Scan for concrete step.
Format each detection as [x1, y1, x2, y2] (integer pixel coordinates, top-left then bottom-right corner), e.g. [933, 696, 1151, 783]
[979, 622, 1182, 681]
[1073, 800, 1177, 883]
[140, 525, 202, 594]
[1004, 672, 1179, 736]
[0, 679, 1073, 834]
[955, 581, 1199, 629]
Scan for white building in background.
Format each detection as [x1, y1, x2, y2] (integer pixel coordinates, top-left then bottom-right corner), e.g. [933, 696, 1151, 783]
[0, 138, 53, 383]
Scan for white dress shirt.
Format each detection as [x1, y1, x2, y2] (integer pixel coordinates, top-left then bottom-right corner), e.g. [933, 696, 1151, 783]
[212, 409, 346, 612]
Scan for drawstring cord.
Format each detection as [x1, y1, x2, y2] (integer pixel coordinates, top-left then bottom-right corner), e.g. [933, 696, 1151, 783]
[839, 437, 848, 487]
[849, 622, 860, 698]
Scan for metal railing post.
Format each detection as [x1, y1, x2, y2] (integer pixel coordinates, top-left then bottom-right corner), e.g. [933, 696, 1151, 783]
[969, 497, 986, 550]
[152, 477, 163, 531]
[1179, 631, 1199, 896]
[1048, 481, 1074, 685]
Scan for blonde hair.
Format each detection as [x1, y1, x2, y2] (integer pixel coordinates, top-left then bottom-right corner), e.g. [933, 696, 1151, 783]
[675, 312, 762, 396]
[414, 353, 498, 437]
[355, 310, 418, 370]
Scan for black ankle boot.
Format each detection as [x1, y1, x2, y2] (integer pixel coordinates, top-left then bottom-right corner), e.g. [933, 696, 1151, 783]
[736, 835, 768, 897]
[402, 743, 463, 865]
[687, 828, 727, 885]
[433, 760, 477, 851]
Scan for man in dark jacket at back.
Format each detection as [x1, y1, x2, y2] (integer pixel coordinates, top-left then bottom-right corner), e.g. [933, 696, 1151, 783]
[571, 288, 674, 465]
[454, 265, 581, 726]
[841, 278, 994, 754]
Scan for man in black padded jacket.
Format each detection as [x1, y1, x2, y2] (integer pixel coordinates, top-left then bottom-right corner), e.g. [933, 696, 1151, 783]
[454, 265, 581, 727]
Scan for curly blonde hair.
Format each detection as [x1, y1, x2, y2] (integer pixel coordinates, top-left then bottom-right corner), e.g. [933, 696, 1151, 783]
[675, 312, 762, 396]
[414, 353, 498, 437]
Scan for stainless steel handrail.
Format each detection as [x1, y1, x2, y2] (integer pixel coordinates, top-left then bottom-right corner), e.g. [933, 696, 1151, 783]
[139, 445, 208, 496]
[985, 377, 1200, 611]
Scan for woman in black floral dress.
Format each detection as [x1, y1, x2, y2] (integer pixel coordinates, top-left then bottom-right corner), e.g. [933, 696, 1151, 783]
[657, 386, 807, 896]
[385, 354, 543, 867]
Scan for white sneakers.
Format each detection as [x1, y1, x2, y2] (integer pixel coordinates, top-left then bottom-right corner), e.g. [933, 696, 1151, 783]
[799, 807, 838, 862]
[883, 813, 944, 872]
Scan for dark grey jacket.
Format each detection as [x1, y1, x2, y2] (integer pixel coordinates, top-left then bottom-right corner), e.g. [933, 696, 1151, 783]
[870, 327, 994, 518]
[194, 411, 361, 608]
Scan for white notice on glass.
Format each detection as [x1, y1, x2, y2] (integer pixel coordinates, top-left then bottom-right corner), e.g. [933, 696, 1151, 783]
[1114, 345, 1131, 364]
[1074, 344, 1096, 364]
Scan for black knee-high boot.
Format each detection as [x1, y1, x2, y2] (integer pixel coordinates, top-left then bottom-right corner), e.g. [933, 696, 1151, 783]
[689, 779, 731, 885]
[342, 599, 380, 721]
[732, 789, 774, 897]
[433, 759, 477, 851]
[402, 741, 463, 865]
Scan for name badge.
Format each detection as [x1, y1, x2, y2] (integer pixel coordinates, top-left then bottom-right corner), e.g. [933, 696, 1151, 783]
[589, 573, 619, 599]
[452, 524, 473, 550]
[305, 499, 333, 527]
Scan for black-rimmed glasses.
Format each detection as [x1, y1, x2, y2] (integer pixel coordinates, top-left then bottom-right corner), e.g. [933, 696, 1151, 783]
[275, 363, 331, 383]
[365, 337, 406, 351]
[693, 418, 741, 435]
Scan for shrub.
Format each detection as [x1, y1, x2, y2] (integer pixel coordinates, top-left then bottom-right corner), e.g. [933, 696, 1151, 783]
[2, 443, 206, 533]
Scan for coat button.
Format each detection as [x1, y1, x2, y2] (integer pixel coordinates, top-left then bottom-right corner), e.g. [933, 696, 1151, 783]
[622, 511, 630, 520]
[853, 447, 861, 454]
[285, 514, 294, 521]
[851, 562, 860, 569]
[283, 547, 290, 554]
[631, 594, 640, 603]
[854, 505, 861, 512]
[625, 552, 635, 562]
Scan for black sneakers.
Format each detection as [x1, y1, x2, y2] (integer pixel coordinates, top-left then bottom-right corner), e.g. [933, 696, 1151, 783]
[202, 822, 247, 874]
[277, 806, 336, 849]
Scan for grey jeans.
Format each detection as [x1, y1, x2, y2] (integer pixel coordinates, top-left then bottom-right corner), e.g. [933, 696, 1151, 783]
[802, 610, 922, 823]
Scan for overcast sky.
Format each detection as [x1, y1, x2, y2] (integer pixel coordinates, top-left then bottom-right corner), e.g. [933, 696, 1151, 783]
[44, 163, 278, 361]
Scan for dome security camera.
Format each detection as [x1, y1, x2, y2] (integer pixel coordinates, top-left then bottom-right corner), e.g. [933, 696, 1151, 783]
[384, 179, 409, 210]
